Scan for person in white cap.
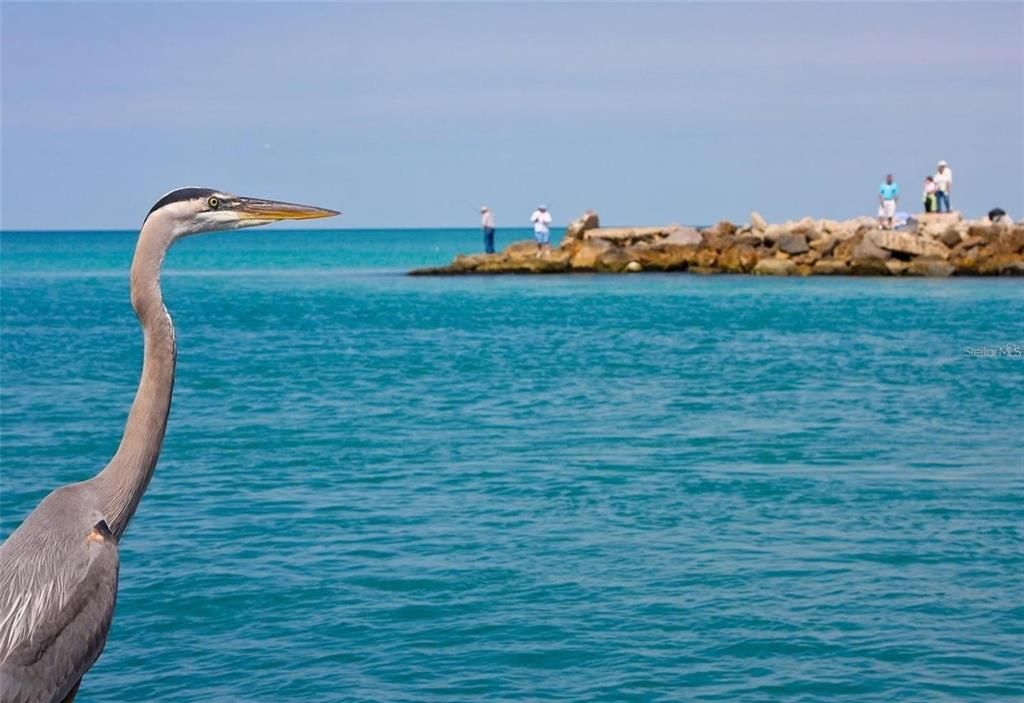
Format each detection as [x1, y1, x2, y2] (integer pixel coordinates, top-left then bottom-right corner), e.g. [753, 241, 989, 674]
[530, 204, 553, 256]
[934, 160, 953, 213]
[480, 206, 496, 253]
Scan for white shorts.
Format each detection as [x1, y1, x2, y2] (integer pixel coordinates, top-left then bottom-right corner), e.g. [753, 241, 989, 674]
[878, 200, 896, 218]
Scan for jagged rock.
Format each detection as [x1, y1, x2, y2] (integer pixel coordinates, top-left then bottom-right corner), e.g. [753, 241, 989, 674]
[570, 239, 613, 270]
[937, 228, 963, 248]
[793, 250, 821, 266]
[906, 258, 955, 277]
[710, 220, 738, 236]
[585, 227, 668, 246]
[886, 260, 908, 276]
[717, 244, 759, 273]
[812, 259, 848, 275]
[750, 211, 768, 231]
[849, 258, 890, 276]
[624, 261, 643, 273]
[662, 226, 703, 246]
[810, 236, 838, 256]
[695, 248, 718, 268]
[561, 210, 600, 246]
[762, 224, 786, 243]
[595, 247, 634, 273]
[753, 258, 797, 275]
[950, 235, 986, 256]
[978, 253, 1024, 276]
[629, 244, 698, 271]
[852, 238, 891, 261]
[995, 226, 1024, 254]
[451, 253, 503, 272]
[503, 240, 543, 258]
[868, 230, 950, 259]
[701, 231, 733, 252]
[778, 233, 809, 255]
[790, 216, 816, 234]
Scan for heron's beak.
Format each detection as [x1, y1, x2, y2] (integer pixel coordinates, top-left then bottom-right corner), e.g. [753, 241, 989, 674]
[234, 197, 340, 222]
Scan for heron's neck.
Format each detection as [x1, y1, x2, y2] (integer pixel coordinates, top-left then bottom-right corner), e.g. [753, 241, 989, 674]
[94, 224, 177, 539]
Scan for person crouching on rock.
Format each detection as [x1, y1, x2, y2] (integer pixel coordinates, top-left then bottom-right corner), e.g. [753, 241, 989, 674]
[878, 174, 899, 230]
[531, 204, 552, 257]
[923, 176, 937, 213]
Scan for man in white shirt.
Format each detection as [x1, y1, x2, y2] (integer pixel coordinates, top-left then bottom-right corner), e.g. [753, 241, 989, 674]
[480, 206, 496, 253]
[530, 205, 552, 256]
[934, 160, 953, 213]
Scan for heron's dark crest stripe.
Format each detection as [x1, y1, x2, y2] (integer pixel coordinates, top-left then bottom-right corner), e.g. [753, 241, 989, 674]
[146, 187, 217, 218]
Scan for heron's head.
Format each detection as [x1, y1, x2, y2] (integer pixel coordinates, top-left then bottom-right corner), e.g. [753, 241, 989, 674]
[143, 187, 339, 238]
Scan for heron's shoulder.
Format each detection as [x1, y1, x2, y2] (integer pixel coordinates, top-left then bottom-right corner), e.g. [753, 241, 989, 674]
[4, 484, 102, 542]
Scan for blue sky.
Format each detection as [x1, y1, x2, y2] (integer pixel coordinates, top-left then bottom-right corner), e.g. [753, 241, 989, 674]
[2, 2, 1022, 229]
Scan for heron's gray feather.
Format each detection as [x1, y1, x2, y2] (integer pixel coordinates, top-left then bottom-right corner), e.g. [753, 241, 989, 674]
[0, 485, 118, 703]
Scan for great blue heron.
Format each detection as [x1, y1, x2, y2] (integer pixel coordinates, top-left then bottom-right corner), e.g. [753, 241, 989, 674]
[0, 188, 338, 702]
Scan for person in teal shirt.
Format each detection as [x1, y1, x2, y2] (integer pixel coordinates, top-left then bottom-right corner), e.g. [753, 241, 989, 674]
[878, 174, 899, 229]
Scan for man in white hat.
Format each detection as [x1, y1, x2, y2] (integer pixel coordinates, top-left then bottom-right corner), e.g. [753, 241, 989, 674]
[480, 206, 496, 253]
[530, 204, 553, 256]
[934, 160, 953, 213]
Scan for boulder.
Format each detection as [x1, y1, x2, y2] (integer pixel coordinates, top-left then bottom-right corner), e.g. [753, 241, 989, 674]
[995, 226, 1024, 254]
[778, 233, 810, 255]
[570, 239, 613, 270]
[717, 244, 759, 273]
[790, 216, 816, 234]
[710, 220, 738, 237]
[451, 253, 502, 272]
[624, 261, 643, 273]
[977, 253, 1024, 276]
[810, 235, 838, 256]
[503, 240, 542, 258]
[701, 230, 735, 252]
[762, 224, 786, 243]
[561, 210, 600, 246]
[750, 211, 768, 231]
[852, 237, 891, 261]
[695, 248, 718, 268]
[812, 259, 849, 275]
[937, 227, 963, 248]
[793, 250, 821, 266]
[626, 244, 697, 271]
[753, 258, 797, 276]
[950, 235, 986, 256]
[868, 230, 950, 259]
[595, 247, 634, 273]
[849, 258, 891, 276]
[662, 226, 703, 246]
[966, 225, 1003, 244]
[906, 258, 955, 277]
[585, 226, 668, 246]
[885, 260, 908, 276]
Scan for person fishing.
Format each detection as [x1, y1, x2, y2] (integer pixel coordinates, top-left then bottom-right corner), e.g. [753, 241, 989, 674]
[480, 205, 496, 254]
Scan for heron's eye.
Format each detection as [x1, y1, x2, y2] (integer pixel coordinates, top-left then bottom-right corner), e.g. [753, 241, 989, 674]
[207, 197, 220, 209]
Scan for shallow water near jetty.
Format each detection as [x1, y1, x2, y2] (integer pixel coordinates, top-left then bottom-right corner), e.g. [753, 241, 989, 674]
[2, 229, 1023, 702]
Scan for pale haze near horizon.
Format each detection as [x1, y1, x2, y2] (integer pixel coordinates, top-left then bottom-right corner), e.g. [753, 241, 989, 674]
[2, 1, 1022, 230]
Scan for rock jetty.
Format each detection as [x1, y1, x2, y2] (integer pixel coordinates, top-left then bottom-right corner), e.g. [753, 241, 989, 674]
[409, 210, 1024, 277]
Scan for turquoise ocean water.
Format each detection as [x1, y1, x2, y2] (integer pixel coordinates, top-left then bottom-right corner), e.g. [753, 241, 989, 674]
[1, 228, 1022, 702]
